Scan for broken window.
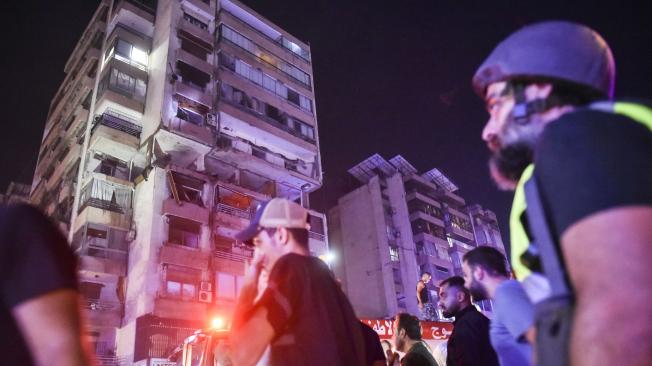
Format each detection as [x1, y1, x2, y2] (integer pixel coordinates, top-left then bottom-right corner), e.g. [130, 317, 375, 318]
[176, 106, 204, 126]
[168, 216, 201, 248]
[168, 171, 205, 206]
[176, 60, 210, 91]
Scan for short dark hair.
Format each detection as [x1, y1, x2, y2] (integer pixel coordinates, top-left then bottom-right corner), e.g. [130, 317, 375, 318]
[439, 276, 470, 299]
[395, 313, 421, 340]
[287, 228, 309, 249]
[507, 78, 604, 108]
[463, 246, 510, 277]
[263, 227, 309, 249]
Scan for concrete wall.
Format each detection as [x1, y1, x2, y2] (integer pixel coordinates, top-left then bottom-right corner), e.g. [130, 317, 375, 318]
[330, 177, 395, 318]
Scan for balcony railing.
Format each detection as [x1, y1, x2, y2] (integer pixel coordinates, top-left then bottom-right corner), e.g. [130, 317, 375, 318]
[78, 179, 133, 214]
[215, 203, 252, 219]
[84, 298, 122, 312]
[215, 134, 317, 180]
[75, 240, 128, 262]
[93, 110, 142, 138]
[214, 247, 252, 263]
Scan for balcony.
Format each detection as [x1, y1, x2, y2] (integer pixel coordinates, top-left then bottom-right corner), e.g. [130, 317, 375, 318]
[177, 17, 212, 50]
[213, 247, 248, 273]
[167, 115, 214, 147]
[409, 211, 445, 228]
[413, 232, 449, 248]
[176, 48, 213, 76]
[180, 0, 213, 21]
[174, 81, 212, 108]
[76, 241, 128, 276]
[162, 198, 209, 225]
[83, 298, 122, 328]
[210, 133, 319, 190]
[153, 297, 208, 322]
[160, 243, 210, 270]
[89, 112, 142, 161]
[111, 0, 156, 37]
[96, 88, 145, 114]
[75, 179, 133, 231]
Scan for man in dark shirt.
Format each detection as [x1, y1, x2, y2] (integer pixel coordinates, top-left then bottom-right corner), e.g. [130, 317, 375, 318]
[227, 198, 366, 365]
[0, 204, 90, 366]
[472, 20, 652, 365]
[393, 312, 438, 366]
[416, 272, 435, 321]
[438, 276, 498, 366]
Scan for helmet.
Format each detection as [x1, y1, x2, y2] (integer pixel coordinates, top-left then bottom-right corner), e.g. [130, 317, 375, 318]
[472, 20, 616, 98]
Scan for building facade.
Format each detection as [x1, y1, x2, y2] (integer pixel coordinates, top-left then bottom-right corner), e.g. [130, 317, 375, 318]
[329, 154, 505, 319]
[0, 182, 31, 205]
[29, 0, 327, 364]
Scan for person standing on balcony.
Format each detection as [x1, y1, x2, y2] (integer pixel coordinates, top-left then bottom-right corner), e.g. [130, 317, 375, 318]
[225, 198, 366, 365]
[0, 203, 92, 366]
[416, 272, 436, 321]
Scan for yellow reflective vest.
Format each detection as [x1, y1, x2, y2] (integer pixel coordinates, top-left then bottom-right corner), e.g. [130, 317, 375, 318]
[509, 101, 652, 280]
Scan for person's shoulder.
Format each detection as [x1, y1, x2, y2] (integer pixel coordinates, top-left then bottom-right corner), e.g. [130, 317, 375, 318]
[542, 105, 651, 145]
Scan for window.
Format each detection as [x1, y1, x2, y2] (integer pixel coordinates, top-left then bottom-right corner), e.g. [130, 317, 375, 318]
[169, 171, 204, 205]
[183, 12, 208, 30]
[108, 38, 148, 69]
[287, 88, 300, 106]
[180, 37, 208, 61]
[102, 68, 147, 102]
[389, 246, 400, 262]
[176, 107, 204, 126]
[168, 216, 201, 248]
[165, 264, 200, 300]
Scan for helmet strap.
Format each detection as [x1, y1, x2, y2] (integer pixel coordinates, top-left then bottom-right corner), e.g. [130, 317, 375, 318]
[511, 84, 553, 124]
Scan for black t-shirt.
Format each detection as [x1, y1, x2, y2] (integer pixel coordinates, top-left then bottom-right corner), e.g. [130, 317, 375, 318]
[255, 253, 366, 365]
[0, 204, 78, 366]
[401, 341, 438, 366]
[446, 306, 499, 366]
[534, 108, 652, 239]
[360, 322, 386, 366]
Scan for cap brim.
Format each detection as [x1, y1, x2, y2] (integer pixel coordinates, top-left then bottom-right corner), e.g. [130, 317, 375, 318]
[234, 223, 259, 246]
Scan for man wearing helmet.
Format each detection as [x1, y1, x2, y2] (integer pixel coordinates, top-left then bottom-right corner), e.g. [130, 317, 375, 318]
[473, 21, 652, 365]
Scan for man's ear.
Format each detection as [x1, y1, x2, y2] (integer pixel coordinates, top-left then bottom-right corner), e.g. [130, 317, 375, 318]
[473, 265, 485, 281]
[276, 227, 290, 245]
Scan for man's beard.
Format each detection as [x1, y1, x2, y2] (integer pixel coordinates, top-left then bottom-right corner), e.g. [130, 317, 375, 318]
[468, 279, 489, 302]
[489, 142, 533, 190]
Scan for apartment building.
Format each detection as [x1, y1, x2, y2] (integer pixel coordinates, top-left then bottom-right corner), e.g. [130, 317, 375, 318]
[0, 182, 31, 205]
[328, 154, 505, 319]
[29, 0, 326, 364]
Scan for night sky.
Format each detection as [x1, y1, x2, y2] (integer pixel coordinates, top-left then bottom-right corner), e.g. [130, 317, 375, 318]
[2, 0, 650, 247]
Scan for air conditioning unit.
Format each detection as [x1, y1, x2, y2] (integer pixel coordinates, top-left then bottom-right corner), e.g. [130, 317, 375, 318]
[200, 281, 212, 292]
[199, 290, 212, 303]
[206, 113, 217, 127]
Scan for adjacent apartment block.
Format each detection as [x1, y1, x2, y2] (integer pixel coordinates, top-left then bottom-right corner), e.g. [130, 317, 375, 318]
[29, 0, 326, 364]
[329, 154, 505, 319]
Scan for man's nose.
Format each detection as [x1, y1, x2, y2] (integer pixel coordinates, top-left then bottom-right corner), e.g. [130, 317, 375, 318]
[482, 117, 497, 142]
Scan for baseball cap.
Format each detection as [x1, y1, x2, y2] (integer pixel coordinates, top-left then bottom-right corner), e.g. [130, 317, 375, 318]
[234, 198, 309, 245]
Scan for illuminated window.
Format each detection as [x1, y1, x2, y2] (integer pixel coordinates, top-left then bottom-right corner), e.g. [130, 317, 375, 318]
[130, 47, 148, 65]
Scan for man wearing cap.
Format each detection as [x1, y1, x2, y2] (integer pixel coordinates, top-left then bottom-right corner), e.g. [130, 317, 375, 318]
[226, 198, 366, 366]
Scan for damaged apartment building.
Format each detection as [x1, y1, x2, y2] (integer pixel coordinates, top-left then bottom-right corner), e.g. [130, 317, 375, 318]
[328, 154, 505, 320]
[29, 0, 327, 364]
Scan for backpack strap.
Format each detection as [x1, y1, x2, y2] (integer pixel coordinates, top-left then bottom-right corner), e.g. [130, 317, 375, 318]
[523, 177, 572, 297]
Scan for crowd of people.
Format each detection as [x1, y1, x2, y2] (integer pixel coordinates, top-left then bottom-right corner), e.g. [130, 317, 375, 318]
[3, 17, 651, 366]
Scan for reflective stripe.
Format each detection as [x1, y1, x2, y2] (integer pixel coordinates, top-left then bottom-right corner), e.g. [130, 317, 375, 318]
[510, 164, 534, 280]
[614, 102, 652, 131]
[509, 102, 652, 281]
